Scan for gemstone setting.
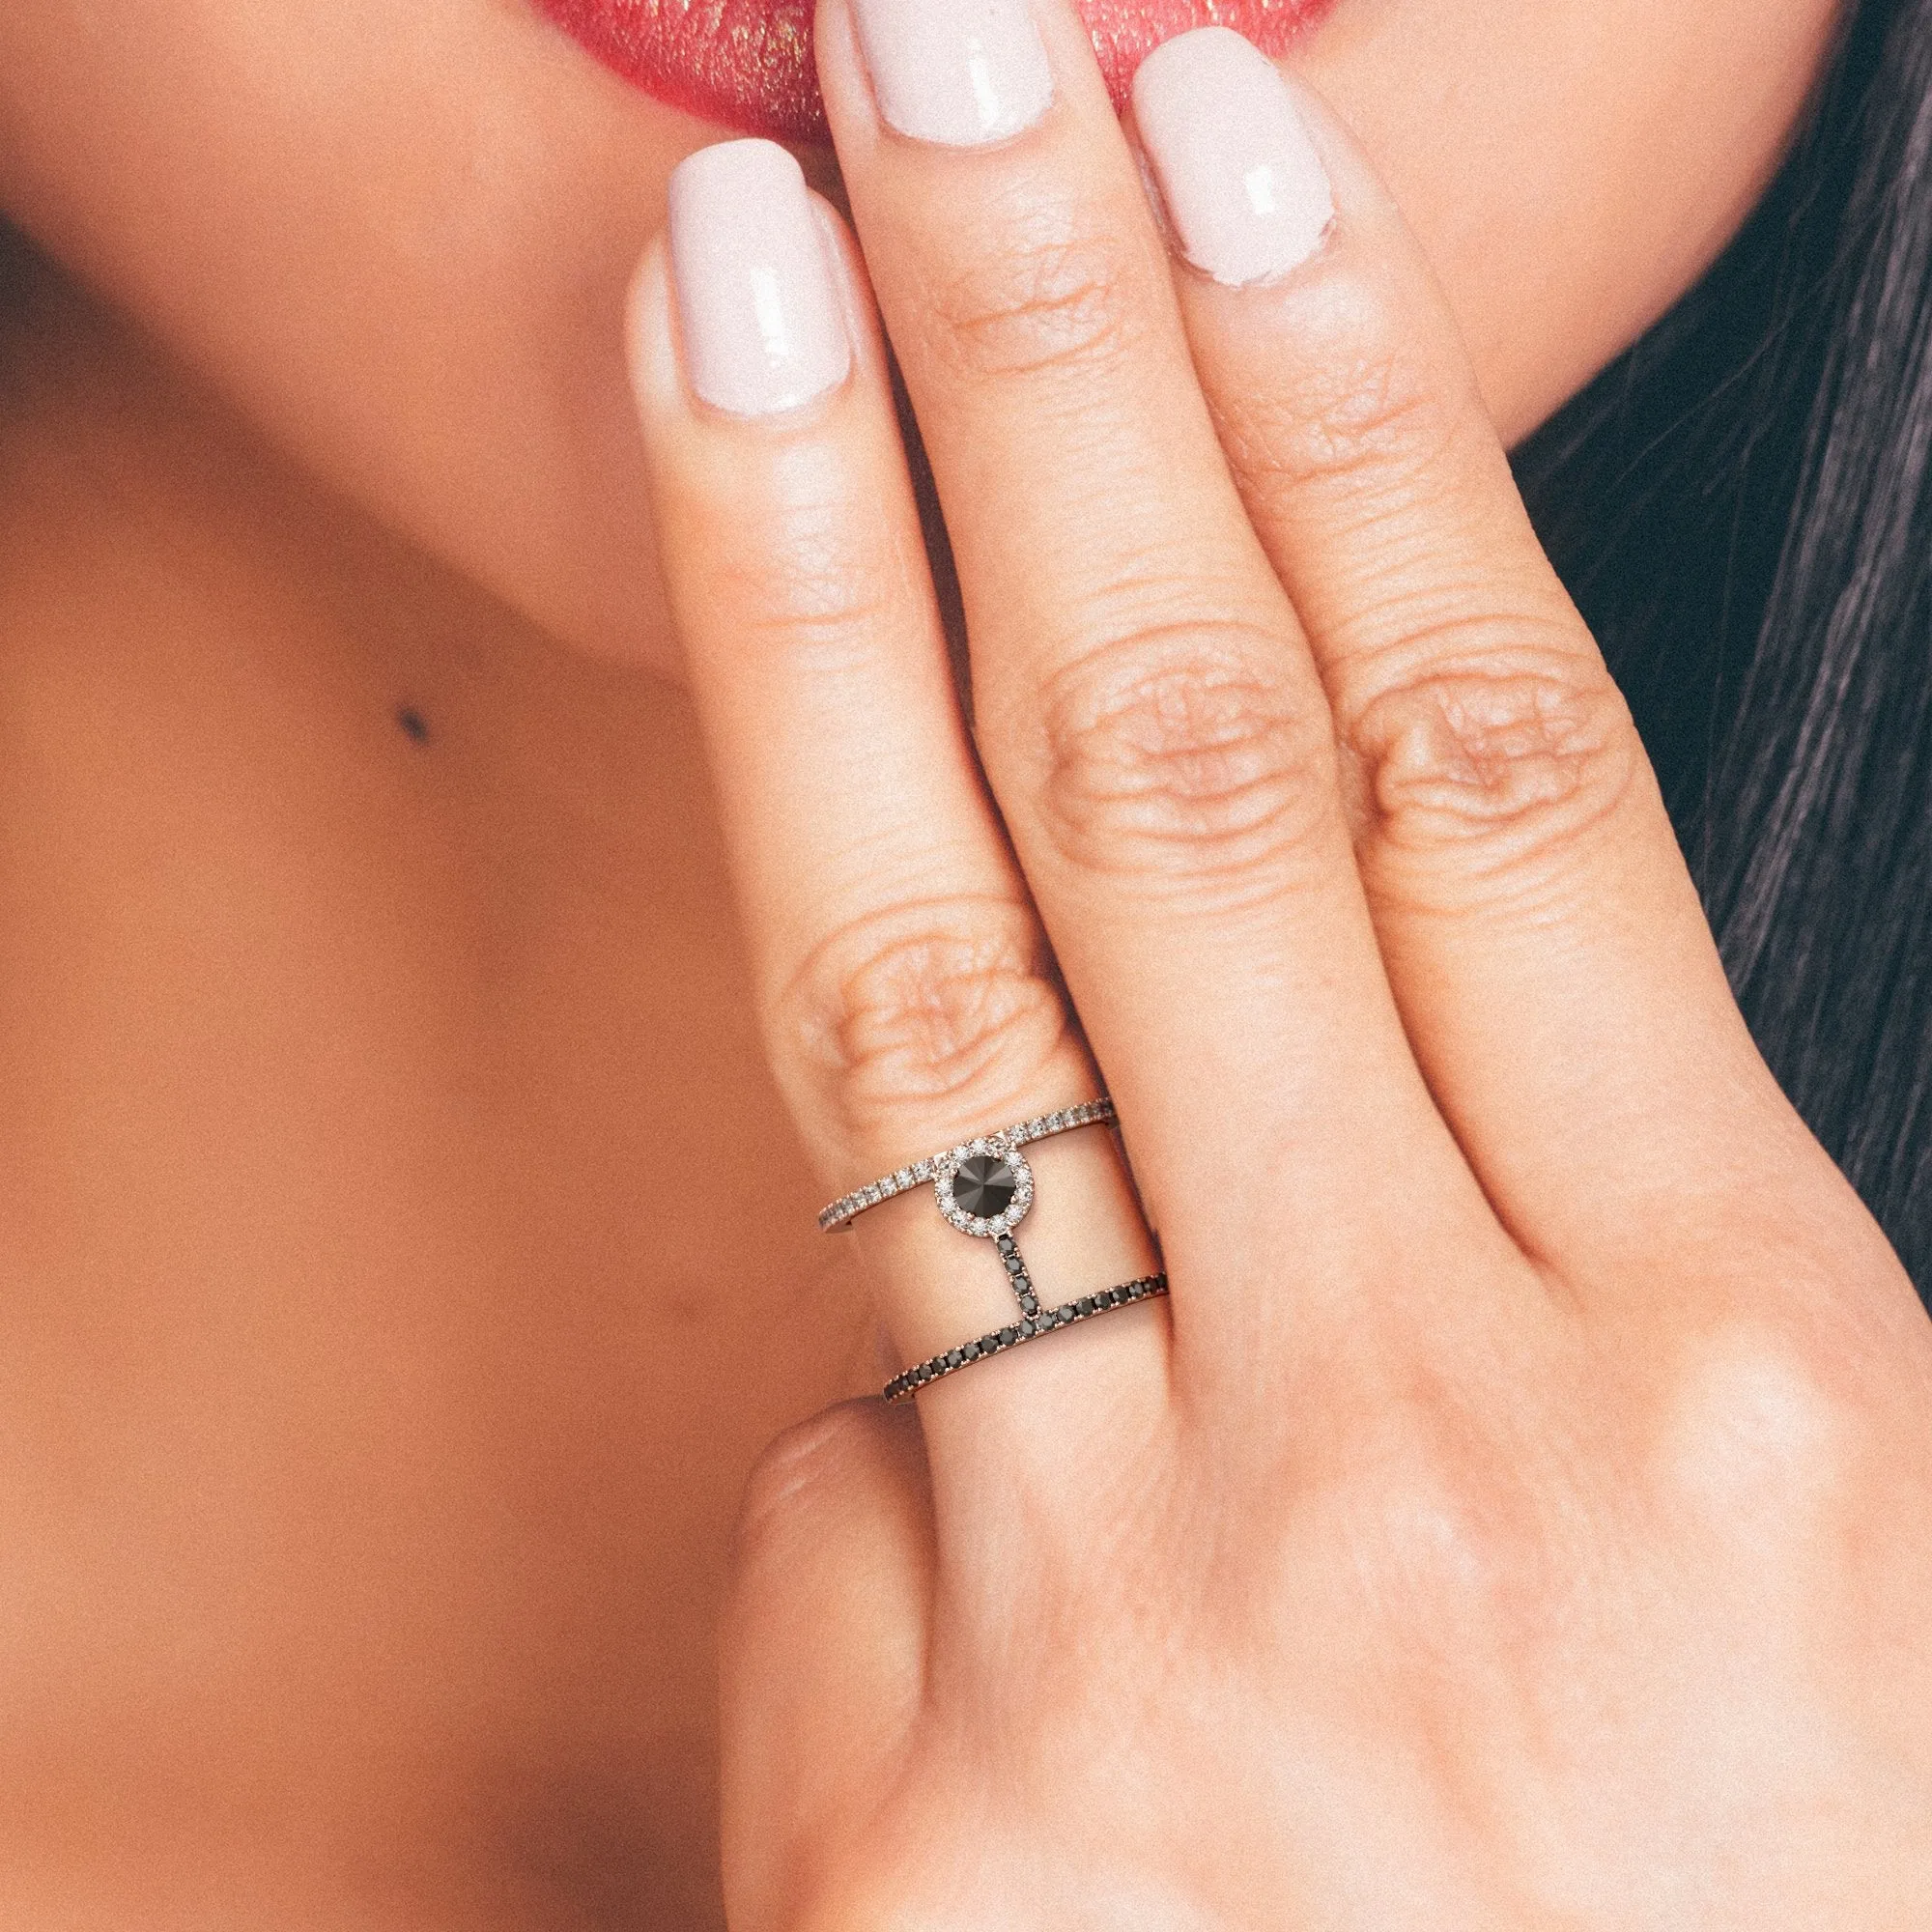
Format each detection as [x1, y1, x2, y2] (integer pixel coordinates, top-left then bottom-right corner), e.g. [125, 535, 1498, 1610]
[934, 1136, 1035, 1237]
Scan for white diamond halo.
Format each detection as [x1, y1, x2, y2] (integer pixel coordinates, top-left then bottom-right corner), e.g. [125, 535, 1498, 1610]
[933, 1136, 1035, 1238]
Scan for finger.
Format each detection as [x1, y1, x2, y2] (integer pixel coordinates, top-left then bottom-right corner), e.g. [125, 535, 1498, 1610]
[720, 1403, 932, 1932]
[628, 140, 1168, 1472]
[812, 0, 1498, 1353]
[1133, 35, 1813, 1279]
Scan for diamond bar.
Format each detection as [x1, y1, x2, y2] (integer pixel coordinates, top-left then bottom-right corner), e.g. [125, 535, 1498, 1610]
[993, 1232, 1040, 1318]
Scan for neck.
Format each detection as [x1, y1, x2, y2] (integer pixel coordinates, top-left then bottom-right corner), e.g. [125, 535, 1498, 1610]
[0, 253, 696, 817]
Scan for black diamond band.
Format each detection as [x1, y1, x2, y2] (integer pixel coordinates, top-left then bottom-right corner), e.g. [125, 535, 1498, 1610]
[882, 1273, 1169, 1404]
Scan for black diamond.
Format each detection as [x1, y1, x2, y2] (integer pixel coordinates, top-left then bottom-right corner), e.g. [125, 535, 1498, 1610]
[953, 1152, 1019, 1220]
[999, 1326, 1018, 1347]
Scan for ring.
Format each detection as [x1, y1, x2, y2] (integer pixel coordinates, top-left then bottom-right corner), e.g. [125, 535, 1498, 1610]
[816, 1097, 1169, 1402]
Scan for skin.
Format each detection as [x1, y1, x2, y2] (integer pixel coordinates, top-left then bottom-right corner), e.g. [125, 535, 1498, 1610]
[644, 10, 1932, 1922]
[0, 0, 1850, 1922]
[0, 0, 1839, 666]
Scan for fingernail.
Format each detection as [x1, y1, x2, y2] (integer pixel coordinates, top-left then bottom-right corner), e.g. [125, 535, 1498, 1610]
[851, 0, 1053, 147]
[668, 140, 852, 417]
[1132, 28, 1333, 287]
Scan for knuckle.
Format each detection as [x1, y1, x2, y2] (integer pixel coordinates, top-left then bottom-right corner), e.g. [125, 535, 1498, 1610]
[920, 223, 1145, 384]
[1653, 1324, 1869, 1539]
[774, 899, 1068, 1138]
[1344, 636, 1643, 899]
[1366, 1450, 1533, 1618]
[1320, 1390, 1564, 1642]
[1036, 624, 1340, 895]
[717, 498, 907, 654]
[1214, 321, 1468, 511]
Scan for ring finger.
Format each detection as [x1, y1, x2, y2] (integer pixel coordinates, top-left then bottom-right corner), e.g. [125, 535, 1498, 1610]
[628, 140, 1167, 1488]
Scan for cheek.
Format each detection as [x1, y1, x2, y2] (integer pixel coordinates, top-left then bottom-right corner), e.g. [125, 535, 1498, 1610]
[0, 0, 723, 667]
[0, 0, 1840, 671]
[1297, 0, 1843, 445]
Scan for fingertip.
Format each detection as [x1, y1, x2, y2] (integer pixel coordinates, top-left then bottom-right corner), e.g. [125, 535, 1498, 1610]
[722, 1400, 932, 1721]
[1134, 36, 1491, 472]
[648, 138, 855, 421]
[726, 1397, 927, 1588]
[1131, 27, 1335, 290]
[628, 151, 892, 443]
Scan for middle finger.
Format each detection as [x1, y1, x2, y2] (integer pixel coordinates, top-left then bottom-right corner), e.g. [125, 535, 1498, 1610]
[815, 0, 1489, 1334]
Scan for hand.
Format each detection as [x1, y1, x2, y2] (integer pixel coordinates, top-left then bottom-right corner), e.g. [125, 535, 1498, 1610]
[629, 6, 1932, 1922]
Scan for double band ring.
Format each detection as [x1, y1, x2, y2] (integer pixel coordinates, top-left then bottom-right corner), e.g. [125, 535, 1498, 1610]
[817, 1097, 1169, 1403]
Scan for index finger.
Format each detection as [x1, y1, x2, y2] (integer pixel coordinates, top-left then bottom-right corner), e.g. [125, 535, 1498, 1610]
[628, 141, 1170, 1482]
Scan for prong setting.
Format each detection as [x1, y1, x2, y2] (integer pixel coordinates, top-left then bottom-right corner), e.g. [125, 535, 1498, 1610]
[933, 1137, 1034, 1238]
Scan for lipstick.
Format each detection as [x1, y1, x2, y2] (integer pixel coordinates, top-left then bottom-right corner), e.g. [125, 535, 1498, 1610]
[534, 0, 1333, 145]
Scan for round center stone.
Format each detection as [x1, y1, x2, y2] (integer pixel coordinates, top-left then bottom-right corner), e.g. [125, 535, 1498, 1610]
[952, 1152, 1019, 1220]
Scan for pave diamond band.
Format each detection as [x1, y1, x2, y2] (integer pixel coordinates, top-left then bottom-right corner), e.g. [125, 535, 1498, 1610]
[815, 1098, 1117, 1233]
[882, 1273, 1169, 1404]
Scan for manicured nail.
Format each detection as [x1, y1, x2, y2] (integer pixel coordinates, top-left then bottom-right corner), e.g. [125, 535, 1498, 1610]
[1132, 28, 1333, 287]
[668, 140, 852, 416]
[851, 0, 1053, 147]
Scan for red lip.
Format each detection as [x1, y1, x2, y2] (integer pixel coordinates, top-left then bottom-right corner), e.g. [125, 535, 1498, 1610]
[535, 0, 1334, 144]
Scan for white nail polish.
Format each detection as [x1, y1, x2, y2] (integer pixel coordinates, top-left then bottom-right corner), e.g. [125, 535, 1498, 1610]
[850, 0, 1054, 148]
[668, 140, 852, 416]
[1133, 28, 1333, 287]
